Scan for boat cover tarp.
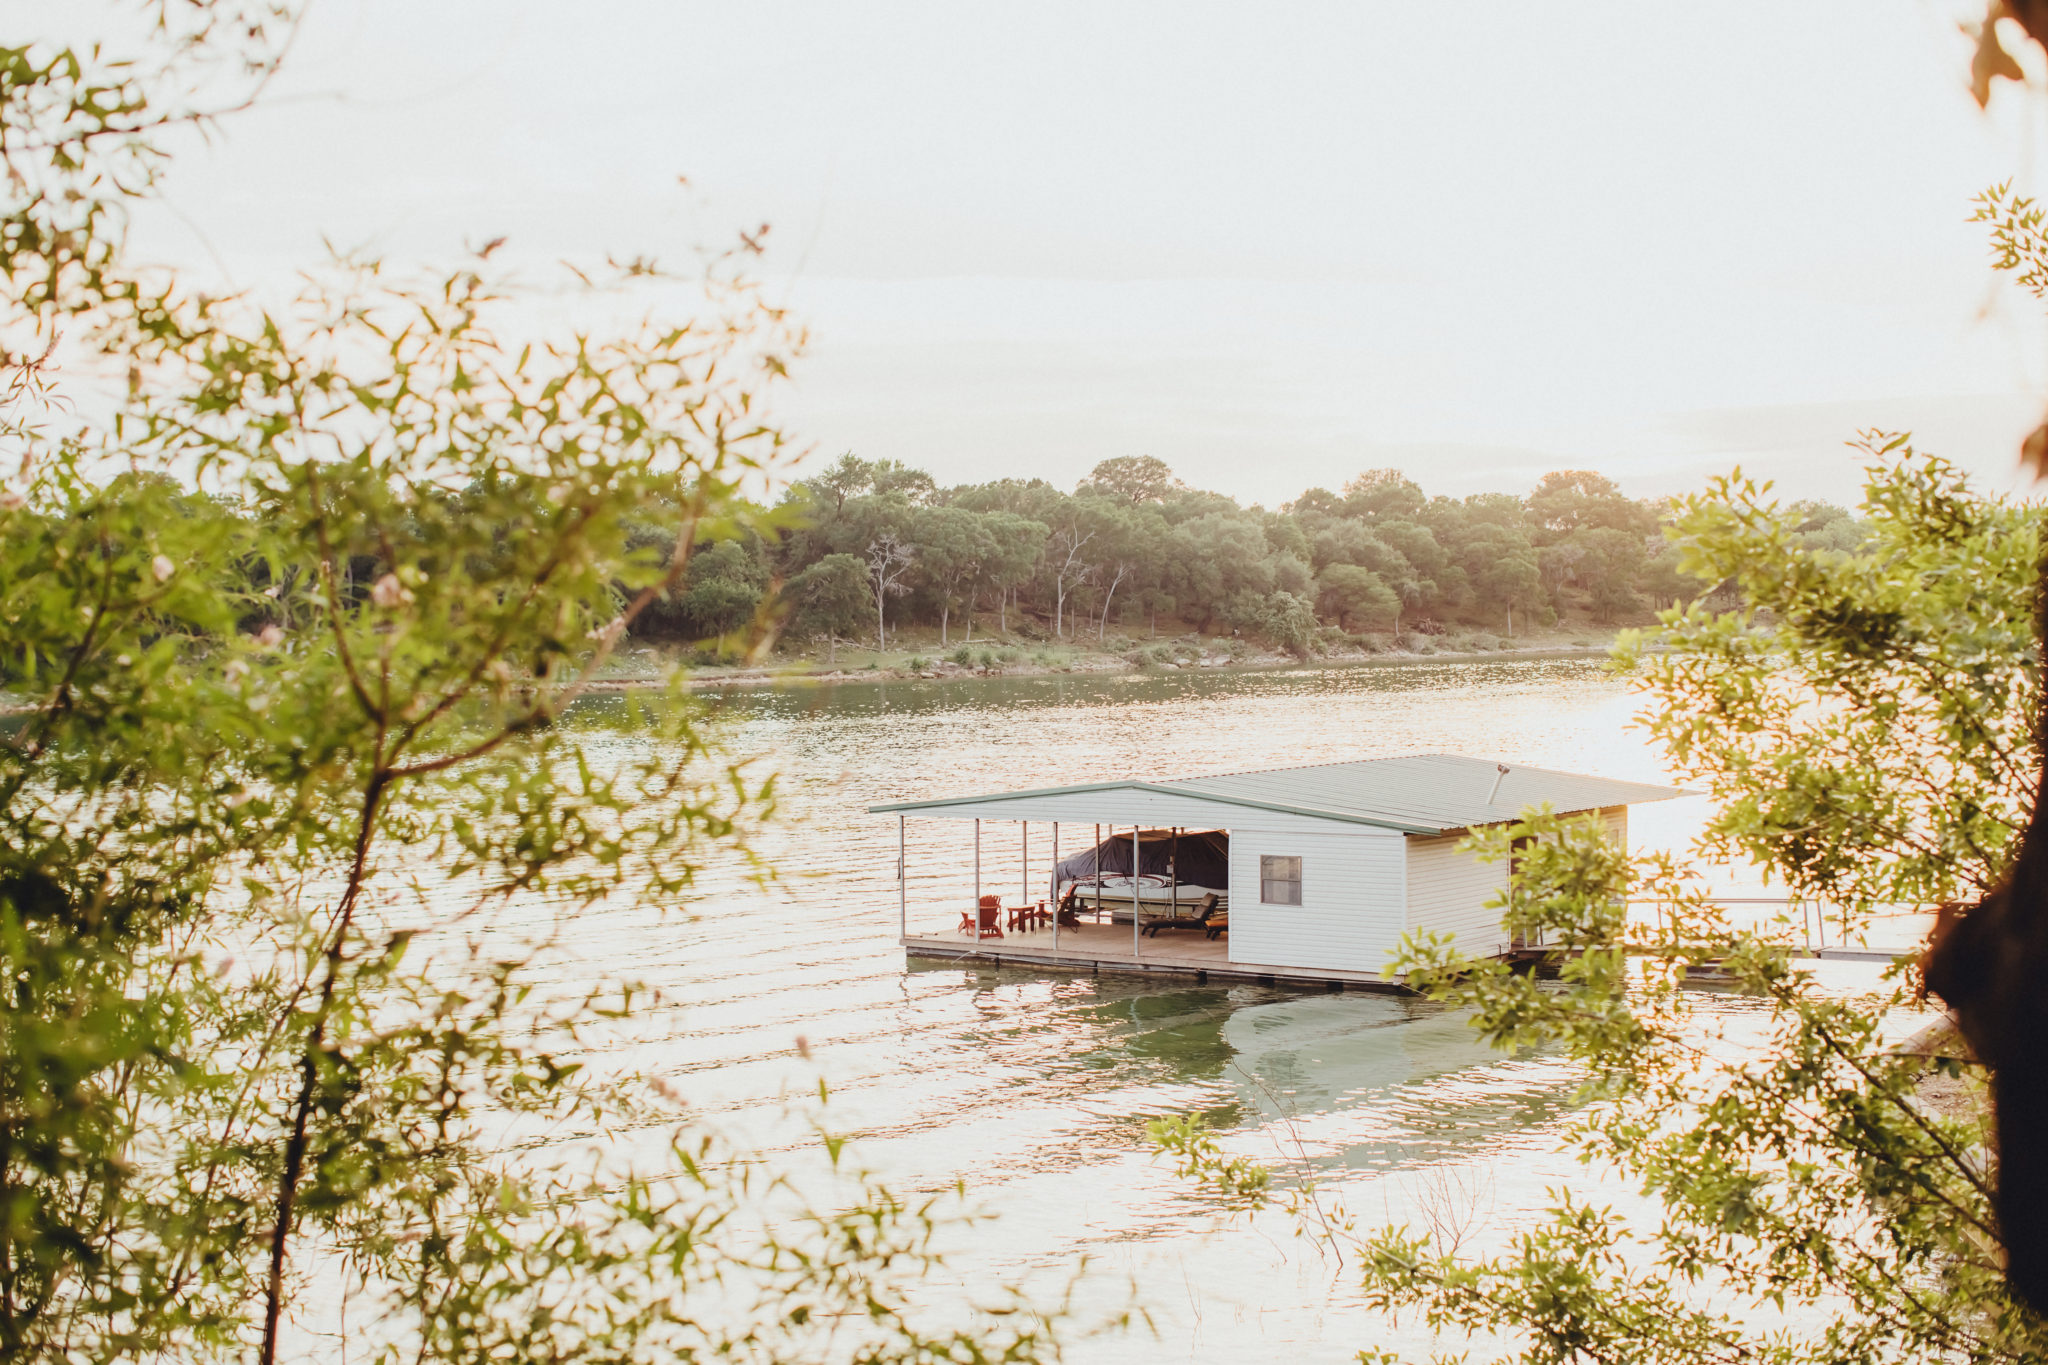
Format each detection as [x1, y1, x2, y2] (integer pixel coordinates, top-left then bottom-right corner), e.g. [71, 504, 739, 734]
[1053, 829, 1228, 888]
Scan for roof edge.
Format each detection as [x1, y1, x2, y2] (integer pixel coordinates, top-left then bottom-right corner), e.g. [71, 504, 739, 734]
[870, 780, 1445, 835]
[869, 777, 1149, 814]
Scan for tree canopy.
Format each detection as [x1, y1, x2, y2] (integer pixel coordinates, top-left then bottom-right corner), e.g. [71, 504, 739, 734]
[0, 11, 1071, 1362]
[719, 452, 1759, 653]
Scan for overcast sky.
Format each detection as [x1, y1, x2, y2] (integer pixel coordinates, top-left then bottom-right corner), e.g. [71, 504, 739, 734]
[49, 0, 2048, 505]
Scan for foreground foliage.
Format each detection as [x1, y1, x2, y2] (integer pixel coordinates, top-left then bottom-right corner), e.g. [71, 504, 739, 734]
[0, 8, 1066, 1362]
[1162, 443, 2048, 1362]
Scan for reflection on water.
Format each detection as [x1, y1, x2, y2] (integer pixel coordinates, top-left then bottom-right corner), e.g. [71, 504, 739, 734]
[542, 659, 1769, 1362]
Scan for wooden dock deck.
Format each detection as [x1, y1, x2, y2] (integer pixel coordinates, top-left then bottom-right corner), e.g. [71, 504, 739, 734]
[902, 921, 1920, 995]
[901, 920, 1412, 992]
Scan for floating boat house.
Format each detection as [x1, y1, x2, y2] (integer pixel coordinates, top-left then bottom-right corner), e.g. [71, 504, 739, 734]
[874, 754, 1681, 990]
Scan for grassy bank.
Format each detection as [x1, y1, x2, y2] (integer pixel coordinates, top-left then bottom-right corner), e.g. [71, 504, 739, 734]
[589, 623, 1629, 691]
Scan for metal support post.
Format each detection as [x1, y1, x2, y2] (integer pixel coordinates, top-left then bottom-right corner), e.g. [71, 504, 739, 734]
[1050, 823, 1060, 900]
[1133, 825, 1142, 958]
[1093, 822, 1102, 923]
[1052, 822, 1061, 952]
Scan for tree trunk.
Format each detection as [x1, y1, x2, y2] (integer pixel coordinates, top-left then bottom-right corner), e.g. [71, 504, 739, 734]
[999, 587, 1007, 635]
[1098, 568, 1126, 643]
[941, 600, 950, 646]
[965, 590, 974, 642]
[876, 590, 885, 651]
[1506, 603, 1513, 638]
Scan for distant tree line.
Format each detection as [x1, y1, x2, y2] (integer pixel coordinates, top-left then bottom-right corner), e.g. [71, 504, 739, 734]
[1, 455, 1864, 676]
[633, 453, 1866, 656]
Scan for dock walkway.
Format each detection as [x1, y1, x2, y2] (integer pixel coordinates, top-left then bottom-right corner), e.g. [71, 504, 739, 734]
[903, 920, 1923, 992]
[901, 920, 1410, 992]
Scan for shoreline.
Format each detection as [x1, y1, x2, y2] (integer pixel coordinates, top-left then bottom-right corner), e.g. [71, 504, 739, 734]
[1, 635, 1634, 716]
[584, 633, 1630, 694]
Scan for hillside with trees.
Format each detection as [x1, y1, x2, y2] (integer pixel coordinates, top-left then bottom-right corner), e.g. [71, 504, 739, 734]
[631, 452, 1862, 660]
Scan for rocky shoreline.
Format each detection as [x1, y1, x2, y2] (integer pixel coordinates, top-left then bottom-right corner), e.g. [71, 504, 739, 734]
[582, 635, 1627, 693]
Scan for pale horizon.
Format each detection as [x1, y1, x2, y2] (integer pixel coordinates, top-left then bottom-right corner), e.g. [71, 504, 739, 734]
[34, 0, 2048, 506]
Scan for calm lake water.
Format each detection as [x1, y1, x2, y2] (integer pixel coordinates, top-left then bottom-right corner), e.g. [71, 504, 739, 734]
[541, 657, 1912, 1363]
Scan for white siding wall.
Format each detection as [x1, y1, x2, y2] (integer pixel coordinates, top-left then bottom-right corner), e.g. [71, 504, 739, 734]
[1404, 832, 1513, 957]
[1227, 828, 1407, 974]
[1402, 805, 1631, 957]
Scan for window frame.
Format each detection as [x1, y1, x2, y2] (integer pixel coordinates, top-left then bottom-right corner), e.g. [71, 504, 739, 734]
[1258, 854, 1303, 906]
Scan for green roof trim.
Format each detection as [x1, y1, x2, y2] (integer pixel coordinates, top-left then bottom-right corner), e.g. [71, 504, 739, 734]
[871, 778, 1454, 836]
[868, 755, 1686, 836]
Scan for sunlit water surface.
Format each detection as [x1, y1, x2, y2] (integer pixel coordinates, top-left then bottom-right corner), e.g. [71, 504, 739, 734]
[493, 658, 1928, 1363]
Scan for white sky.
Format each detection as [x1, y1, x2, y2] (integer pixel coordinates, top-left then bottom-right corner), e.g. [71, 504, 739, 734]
[39, 0, 2048, 505]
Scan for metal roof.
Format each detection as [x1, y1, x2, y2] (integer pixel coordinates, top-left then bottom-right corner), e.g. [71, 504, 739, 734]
[869, 754, 1684, 835]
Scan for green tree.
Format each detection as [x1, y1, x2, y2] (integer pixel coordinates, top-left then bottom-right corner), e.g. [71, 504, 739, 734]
[786, 552, 869, 662]
[1161, 440, 2048, 1361]
[1537, 536, 1586, 603]
[1306, 518, 1408, 578]
[1458, 490, 1529, 527]
[805, 453, 936, 509]
[1288, 485, 1344, 516]
[979, 510, 1049, 636]
[1167, 514, 1275, 633]
[1257, 590, 1319, 658]
[1268, 550, 1313, 597]
[1442, 519, 1542, 635]
[1637, 540, 1711, 611]
[1315, 564, 1399, 632]
[1079, 454, 1183, 504]
[1261, 510, 1313, 565]
[949, 476, 1065, 520]
[0, 14, 1068, 1364]
[1525, 468, 1654, 542]
[913, 504, 996, 644]
[1789, 498, 1866, 553]
[868, 459, 940, 504]
[675, 537, 768, 641]
[1573, 525, 1648, 622]
[1374, 519, 1450, 615]
[808, 451, 877, 513]
[1341, 468, 1427, 523]
[1078, 501, 1165, 643]
[1472, 549, 1543, 635]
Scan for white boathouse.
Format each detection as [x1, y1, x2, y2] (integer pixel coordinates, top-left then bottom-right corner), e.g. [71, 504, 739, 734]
[874, 754, 1681, 989]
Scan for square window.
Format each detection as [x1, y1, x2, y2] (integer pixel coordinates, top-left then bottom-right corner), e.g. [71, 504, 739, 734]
[1260, 855, 1302, 906]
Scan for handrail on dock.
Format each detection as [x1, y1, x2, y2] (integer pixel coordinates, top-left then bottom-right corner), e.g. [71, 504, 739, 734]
[1617, 895, 1938, 956]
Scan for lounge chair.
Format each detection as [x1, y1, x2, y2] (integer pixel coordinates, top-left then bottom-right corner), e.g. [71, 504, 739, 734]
[1139, 893, 1222, 938]
[976, 894, 1003, 940]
